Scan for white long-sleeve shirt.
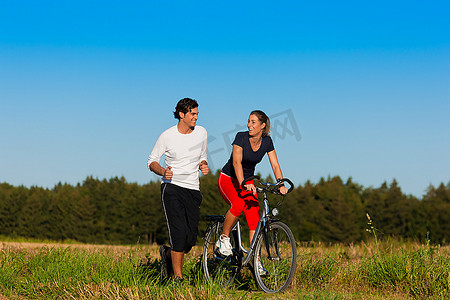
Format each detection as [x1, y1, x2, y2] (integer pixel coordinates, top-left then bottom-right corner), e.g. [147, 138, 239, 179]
[147, 125, 208, 190]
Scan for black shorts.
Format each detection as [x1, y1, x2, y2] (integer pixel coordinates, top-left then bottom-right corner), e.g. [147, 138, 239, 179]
[161, 183, 202, 253]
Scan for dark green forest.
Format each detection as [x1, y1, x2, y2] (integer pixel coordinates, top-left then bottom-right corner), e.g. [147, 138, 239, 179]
[0, 172, 449, 245]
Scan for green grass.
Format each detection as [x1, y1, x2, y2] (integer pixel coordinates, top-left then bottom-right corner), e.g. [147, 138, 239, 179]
[0, 234, 81, 245]
[359, 244, 450, 298]
[1, 239, 449, 299]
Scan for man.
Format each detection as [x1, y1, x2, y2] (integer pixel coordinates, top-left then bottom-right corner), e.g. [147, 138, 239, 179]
[147, 98, 208, 282]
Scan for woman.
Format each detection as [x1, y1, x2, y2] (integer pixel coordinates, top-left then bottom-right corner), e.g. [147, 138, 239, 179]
[216, 110, 288, 263]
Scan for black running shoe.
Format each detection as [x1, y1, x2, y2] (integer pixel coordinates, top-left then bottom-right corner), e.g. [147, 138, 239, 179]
[159, 245, 172, 277]
[173, 276, 184, 285]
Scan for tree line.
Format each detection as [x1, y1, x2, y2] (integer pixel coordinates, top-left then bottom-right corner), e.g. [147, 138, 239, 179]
[0, 172, 449, 245]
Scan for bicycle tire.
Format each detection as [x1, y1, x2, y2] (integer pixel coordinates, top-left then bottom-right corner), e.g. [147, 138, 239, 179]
[202, 221, 241, 287]
[253, 221, 297, 293]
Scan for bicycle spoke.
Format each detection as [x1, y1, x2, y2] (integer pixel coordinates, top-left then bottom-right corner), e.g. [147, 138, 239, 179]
[254, 221, 297, 293]
[202, 221, 241, 287]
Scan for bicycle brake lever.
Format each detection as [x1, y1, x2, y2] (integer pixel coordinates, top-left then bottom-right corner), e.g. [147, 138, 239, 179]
[270, 188, 281, 195]
[256, 187, 264, 193]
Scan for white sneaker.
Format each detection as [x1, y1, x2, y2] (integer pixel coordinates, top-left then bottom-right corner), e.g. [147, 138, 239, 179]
[215, 234, 233, 256]
[257, 260, 269, 277]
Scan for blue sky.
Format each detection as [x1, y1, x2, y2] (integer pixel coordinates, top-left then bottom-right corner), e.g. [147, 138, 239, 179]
[1, 1, 449, 197]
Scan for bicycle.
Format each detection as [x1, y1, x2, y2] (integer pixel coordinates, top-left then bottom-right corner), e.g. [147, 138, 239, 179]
[202, 176, 297, 293]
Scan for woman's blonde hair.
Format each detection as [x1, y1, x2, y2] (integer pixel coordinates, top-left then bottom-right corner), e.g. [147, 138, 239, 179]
[250, 110, 271, 137]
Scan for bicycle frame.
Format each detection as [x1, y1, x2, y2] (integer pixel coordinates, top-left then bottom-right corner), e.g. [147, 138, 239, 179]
[231, 191, 272, 267]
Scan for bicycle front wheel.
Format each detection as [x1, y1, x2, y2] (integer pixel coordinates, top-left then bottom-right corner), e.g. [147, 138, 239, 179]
[202, 221, 240, 287]
[253, 221, 297, 293]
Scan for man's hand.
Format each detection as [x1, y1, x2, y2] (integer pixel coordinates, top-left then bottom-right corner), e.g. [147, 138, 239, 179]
[164, 166, 173, 180]
[199, 161, 209, 175]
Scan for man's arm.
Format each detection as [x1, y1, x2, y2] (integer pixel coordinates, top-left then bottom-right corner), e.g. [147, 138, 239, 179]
[147, 132, 173, 180]
[150, 161, 173, 180]
[199, 130, 209, 175]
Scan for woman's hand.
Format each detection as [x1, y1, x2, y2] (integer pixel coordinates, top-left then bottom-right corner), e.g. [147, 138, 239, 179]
[279, 185, 288, 195]
[244, 183, 257, 195]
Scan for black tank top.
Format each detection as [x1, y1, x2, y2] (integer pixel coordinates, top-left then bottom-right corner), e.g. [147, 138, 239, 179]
[221, 131, 274, 180]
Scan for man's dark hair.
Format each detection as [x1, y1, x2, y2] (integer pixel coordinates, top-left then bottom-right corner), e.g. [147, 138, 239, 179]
[174, 98, 199, 119]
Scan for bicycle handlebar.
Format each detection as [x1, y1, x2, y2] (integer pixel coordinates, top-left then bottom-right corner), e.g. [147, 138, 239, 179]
[240, 175, 259, 189]
[241, 176, 294, 194]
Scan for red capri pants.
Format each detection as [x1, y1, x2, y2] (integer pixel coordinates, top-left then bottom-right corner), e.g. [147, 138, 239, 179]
[218, 172, 260, 230]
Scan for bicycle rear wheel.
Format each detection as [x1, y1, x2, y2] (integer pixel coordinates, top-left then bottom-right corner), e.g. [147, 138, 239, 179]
[202, 221, 241, 287]
[253, 221, 297, 293]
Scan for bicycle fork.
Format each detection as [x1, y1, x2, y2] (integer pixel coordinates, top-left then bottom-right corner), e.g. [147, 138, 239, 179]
[263, 225, 282, 261]
[262, 199, 282, 262]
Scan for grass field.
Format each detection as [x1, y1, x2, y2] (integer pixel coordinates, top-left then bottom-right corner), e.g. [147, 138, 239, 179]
[1, 238, 449, 299]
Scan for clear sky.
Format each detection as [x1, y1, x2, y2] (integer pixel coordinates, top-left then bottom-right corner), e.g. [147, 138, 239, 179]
[1, 1, 449, 197]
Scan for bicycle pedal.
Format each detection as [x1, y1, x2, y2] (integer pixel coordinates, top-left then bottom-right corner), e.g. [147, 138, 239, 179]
[214, 248, 232, 260]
